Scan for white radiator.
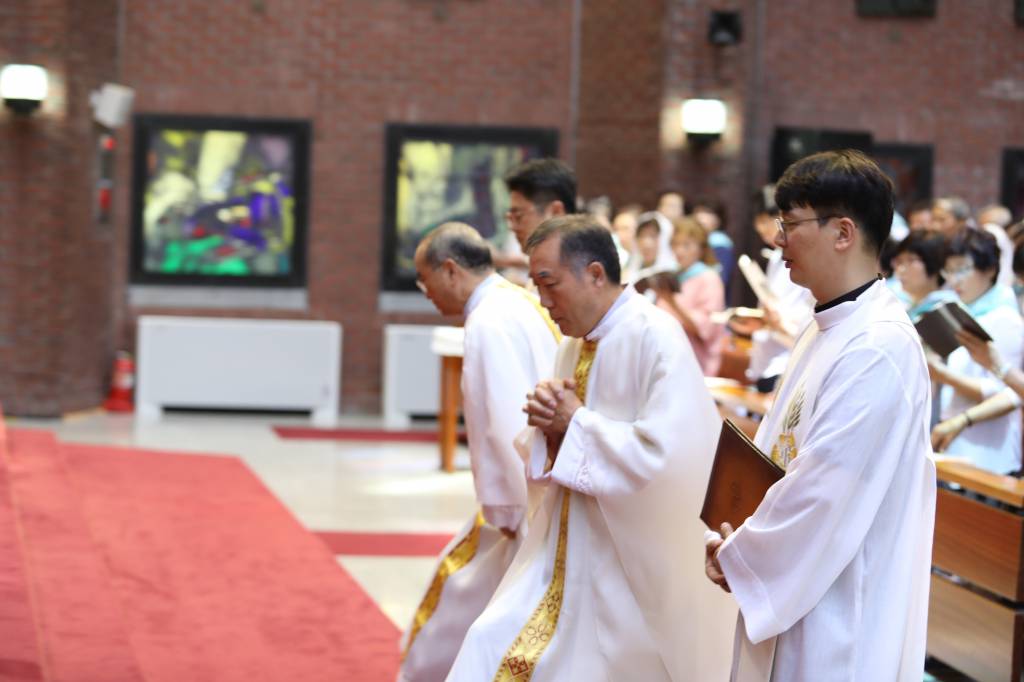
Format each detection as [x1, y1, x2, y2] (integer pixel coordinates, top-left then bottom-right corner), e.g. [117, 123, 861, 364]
[382, 324, 449, 428]
[136, 316, 341, 426]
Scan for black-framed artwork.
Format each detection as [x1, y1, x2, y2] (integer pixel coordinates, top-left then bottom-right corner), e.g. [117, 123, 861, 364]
[872, 143, 934, 216]
[1001, 148, 1024, 223]
[381, 123, 559, 291]
[130, 114, 311, 288]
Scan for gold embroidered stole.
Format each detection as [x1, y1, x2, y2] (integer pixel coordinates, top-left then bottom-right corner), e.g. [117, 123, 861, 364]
[493, 339, 597, 681]
[497, 279, 563, 343]
[402, 511, 486, 660]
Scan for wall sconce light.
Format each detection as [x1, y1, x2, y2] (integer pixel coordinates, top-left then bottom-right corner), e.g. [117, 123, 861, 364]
[709, 11, 742, 46]
[1, 64, 48, 115]
[681, 99, 727, 145]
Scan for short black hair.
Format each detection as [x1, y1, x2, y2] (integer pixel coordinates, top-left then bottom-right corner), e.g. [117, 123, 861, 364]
[945, 228, 1001, 285]
[525, 214, 621, 285]
[1013, 237, 1024, 278]
[774, 149, 894, 256]
[504, 158, 577, 213]
[419, 222, 493, 273]
[895, 229, 947, 280]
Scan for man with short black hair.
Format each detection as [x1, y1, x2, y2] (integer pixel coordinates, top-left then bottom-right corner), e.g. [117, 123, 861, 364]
[399, 222, 560, 682]
[705, 150, 936, 681]
[447, 215, 734, 681]
[503, 158, 577, 250]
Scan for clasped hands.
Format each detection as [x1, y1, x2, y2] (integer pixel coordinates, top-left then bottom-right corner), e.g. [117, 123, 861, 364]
[524, 378, 582, 436]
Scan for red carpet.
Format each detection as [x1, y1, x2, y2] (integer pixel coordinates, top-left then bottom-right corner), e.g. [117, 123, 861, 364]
[0, 427, 400, 682]
[274, 425, 465, 443]
[317, 530, 453, 557]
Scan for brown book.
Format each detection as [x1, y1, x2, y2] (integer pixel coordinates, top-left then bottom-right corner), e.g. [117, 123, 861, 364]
[701, 419, 785, 531]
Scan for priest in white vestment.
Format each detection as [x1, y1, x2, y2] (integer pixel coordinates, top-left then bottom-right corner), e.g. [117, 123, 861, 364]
[447, 215, 736, 681]
[705, 150, 936, 682]
[399, 223, 560, 682]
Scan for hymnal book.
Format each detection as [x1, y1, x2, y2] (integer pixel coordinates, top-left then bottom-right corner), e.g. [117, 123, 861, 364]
[632, 265, 680, 294]
[737, 254, 778, 307]
[701, 419, 785, 531]
[913, 301, 993, 357]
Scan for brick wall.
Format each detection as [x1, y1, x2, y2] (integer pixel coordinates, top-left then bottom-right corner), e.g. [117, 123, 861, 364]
[0, 0, 118, 416]
[574, 0, 1024, 303]
[3, 0, 1023, 415]
[110, 0, 575, 415]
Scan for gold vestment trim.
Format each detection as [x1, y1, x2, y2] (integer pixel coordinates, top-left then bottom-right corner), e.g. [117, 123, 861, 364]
[491, 339, 596, 680]
[497, 279, 563, 343]
[402, 510, 486, 660]
[492, 489, 571, 681]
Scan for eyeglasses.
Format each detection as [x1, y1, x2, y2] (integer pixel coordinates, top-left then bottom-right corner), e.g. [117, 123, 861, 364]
[774, 214, 837, 243]
[940, 263, 975, 282]
[415, 279, 428, 294]
[506, 204, 542, 224]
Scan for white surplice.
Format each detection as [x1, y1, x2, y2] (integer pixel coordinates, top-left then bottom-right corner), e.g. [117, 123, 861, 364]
[399, 274, 559, 682]
[716, 280, 937, 682]
[446, 287, 736, 682]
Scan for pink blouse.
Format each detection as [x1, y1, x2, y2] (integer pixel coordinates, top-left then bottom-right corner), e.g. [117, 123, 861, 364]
[656, 269, 726, 376]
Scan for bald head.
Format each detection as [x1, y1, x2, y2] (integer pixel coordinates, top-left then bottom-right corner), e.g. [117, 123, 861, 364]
[417, 222, 494, 274]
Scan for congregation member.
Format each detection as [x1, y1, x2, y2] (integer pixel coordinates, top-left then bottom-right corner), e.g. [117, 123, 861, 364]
[629, 211, 677, 278]
[892, 230, 957, 321]
[654, 217, 726, 376]
[400, 223, 560, 682]
[611, 204, 642, 271]
[907, 199, 934, 232]
[447, 216, 735, 681]
[691, 199, 736, 292]
[744, 185, 815, 391]
[978, 203, 1016, 288]
[932, 327, 1024, 457]
[927, 229, 1023, 474]
[931, 196, 971, 236]
[705, 150, 936, 681]
[656, 187, 685, 220]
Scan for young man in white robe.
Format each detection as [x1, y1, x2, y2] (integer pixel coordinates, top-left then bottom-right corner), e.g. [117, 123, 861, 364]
[705, 150, 937, 681]
[446, 215, 736, 681]
[399, 223, 560, 682]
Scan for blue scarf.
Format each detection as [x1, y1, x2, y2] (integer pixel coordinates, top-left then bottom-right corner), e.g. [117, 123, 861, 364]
[965, 284, 1019, 318]
[907, 289, 958, 322]
[677, 261, 711, 286]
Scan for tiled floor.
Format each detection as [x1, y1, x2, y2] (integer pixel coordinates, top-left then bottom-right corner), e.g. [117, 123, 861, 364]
[13, 410, 476, 631]
[14, 410, 978, 681]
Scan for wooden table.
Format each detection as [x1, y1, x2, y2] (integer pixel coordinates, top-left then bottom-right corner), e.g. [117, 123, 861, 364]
[706, 378, 773, 440]
[431, 326, 465, 473]
[929, 459, 1024, 681]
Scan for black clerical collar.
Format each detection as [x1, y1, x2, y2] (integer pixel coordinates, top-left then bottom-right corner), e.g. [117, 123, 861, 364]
[814, 277, 880, 314]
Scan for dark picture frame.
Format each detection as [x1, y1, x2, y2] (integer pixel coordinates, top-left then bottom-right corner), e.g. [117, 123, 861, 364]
[130, 114, 311, 288]
[1001, 148, 1024, 223]
[872, 143, 934, 216]
[381, 123, 559, 291]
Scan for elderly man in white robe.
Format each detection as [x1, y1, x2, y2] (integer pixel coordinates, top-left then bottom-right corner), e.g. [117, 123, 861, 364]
[705, 150, 936, 681]
[446, 215, 735, 681]
[398, 222, 560, 682]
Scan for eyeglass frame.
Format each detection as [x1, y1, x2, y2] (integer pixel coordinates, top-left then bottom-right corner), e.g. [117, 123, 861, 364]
[939, 262, 976, 282]
[774, 214, 839, 244]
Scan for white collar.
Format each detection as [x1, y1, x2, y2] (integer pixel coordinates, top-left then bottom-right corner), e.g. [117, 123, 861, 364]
[585, 285, 638, 342]
[463, 273, 502, 317]
[812, 279, 886, 331]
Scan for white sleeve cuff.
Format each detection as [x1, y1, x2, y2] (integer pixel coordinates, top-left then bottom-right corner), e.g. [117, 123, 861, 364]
[717, 527, 787, 644]
[549, 407, 594, 495]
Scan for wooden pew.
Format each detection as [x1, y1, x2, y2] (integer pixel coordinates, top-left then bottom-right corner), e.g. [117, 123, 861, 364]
[929, 460, 1024, 682]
